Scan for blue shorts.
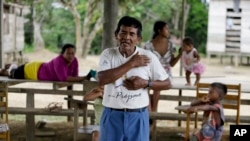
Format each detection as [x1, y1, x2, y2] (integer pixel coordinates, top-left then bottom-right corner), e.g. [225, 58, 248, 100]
[99, 107, 149, 141]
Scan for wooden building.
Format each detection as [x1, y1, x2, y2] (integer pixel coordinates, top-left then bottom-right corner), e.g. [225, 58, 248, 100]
[206, 0, 250, 66]
[3, 2, 25, 64]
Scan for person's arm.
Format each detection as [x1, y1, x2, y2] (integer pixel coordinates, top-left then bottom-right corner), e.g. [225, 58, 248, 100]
[123, 51, 172, 90]
[187, 104, 219, 113]
[83, 87, 103, 101]
[65, 58, 88, 82]
[71, 58, 79, 77]
[191, 95, 210, 106]
[193, 50, 201, 62]
[123, 76, 171, 90]
[170, 47, 182, 67]
[98, 52, 150, 86]
[66, 76, 87, 82]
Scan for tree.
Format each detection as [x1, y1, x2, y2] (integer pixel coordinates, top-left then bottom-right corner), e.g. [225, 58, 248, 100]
[32, 0, 53, 50]
[101, 0, 118, 50]
[185, 0, 208, 54]
[59, 0, 102, 57]
[119, 0, 183, 42]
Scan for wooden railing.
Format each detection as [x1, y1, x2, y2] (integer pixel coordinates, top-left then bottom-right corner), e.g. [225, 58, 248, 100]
[0, 76, 250, 141]
[0, 77, 98, 141]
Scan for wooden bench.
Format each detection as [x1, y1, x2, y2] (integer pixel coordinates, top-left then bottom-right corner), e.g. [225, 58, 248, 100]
[64, 97, 99, 141]
[0, 77, 98, 141]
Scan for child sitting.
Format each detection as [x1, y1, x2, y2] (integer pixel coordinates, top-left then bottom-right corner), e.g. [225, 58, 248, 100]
[83, 86, 104, 141]
[187, 82, 227, 141]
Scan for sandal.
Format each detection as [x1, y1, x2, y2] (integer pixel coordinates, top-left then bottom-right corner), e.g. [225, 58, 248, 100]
[44, 102, 63, 112]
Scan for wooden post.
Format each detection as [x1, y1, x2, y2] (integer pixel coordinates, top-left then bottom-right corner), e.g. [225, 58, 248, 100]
[73, 103, 79, 141]
[101, 0, 118, 50]
[178, 0, 186, 127]
[26, 92, 35, 141]
[0, 0, 4, 68]
[67, 85, 73, 121]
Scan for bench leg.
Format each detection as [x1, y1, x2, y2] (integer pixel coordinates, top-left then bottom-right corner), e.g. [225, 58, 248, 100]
[67, 85, 73, 122]
[26, 92, 35, 141]
[185, 113, 190, 141]
[151, 120, 157, 141]
[73, 106, 79, 141]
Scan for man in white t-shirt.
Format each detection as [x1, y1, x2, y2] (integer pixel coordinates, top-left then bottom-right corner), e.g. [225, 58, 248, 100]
[98, 16, 172, 141]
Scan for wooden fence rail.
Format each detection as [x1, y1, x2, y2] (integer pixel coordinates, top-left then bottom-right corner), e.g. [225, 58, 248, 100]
[0, 76, 250, 141]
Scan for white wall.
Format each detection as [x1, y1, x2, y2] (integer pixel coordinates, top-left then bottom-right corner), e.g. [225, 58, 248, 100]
[241, 1, 250, 53]
[207, 0, 250, 54]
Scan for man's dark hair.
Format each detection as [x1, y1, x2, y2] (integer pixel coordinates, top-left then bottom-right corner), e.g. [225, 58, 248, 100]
[211, 82, 228, 97]
[60, 43, 76, 54]
[114, 16, 142, 37]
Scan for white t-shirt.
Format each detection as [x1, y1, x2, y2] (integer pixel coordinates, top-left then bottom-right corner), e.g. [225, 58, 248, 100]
[98, 47, 169, 109]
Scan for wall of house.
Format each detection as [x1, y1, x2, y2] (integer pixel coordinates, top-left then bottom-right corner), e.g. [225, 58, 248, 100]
[240, 2, 250, 53]
[207, 0, 250, 55]
[3, 13, 24, 53]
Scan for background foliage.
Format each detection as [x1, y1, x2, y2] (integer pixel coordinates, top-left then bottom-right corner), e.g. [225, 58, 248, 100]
[6, 0, 208, 55]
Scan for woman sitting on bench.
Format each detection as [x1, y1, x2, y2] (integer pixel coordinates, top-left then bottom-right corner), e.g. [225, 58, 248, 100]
[0, 43, 96, 82]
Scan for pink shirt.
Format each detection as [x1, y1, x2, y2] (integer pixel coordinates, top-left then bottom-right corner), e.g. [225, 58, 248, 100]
[38, 55, 78, 81]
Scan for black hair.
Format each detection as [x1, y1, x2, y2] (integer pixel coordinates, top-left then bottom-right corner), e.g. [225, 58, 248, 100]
[114, 16, 142, 37]
[60, 43, 76, 54]
[152, 21, 168, 39]
[183, 37, 194, 46]
[211, 82, 228, 97]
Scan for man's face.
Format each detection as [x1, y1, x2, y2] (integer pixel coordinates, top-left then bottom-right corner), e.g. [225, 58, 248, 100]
[116, 25, 141, 52]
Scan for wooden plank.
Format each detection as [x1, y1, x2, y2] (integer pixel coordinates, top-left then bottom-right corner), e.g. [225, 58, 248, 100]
[226, 31, 240, 36]
[226, 41, 241, 47]
[149, 112, 250, 123]
[35, 131, 56, 137]
[226, 36, 240, 41]
[159, 95, 250, 105]
[0, 102, 6, 106]
[0, 107, 95, 116]
[26, 92, 34, 141]
[8, 88, 85, 96]
[224, 95, 239, 100]
[226, 12, 241, 18]
[223, 104, 238, 109]
[225, 48, 240, 53]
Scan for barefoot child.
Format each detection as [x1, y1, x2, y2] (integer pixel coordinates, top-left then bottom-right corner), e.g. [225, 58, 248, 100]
[181, 37, 205, 86]
[187, 82, 227, 141]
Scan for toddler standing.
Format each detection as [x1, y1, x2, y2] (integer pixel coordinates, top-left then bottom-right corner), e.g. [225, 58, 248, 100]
[181, 37, 205, 86]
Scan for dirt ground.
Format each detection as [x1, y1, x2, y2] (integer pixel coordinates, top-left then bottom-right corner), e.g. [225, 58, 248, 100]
[6, 48, 250, 141]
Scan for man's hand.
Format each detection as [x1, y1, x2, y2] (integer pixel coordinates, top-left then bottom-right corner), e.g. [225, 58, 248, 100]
[123, 76, 147, 90]
[128, 52, 150, 67]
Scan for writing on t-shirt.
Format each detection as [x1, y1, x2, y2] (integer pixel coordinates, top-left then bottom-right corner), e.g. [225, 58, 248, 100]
[108, 91, 142, 103]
